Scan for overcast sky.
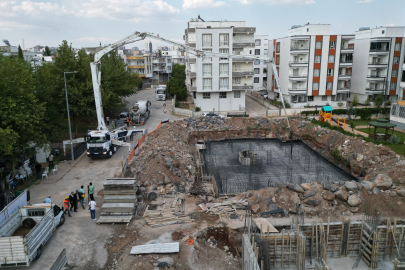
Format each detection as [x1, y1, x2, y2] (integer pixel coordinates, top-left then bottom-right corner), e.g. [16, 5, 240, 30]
[1, 0, 403, 50]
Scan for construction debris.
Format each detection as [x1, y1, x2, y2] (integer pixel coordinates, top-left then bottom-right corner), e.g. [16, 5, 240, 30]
[143, 208, 194, 228]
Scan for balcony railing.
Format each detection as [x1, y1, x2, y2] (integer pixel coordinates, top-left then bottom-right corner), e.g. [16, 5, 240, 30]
[233, 69, 254, 72]
[338, 72, 352, 76]
[288, 87, 307, 91]
[338, 86, 350, 89]
[366, 87, 385, 91]
[340, 60, 353, 63]
[232, 83, 253, 90]
[368, 61, 388, 65]
[289, 60, 309, 65]
[290, 46, 309, 51]
[367, 75, 386, 78]
[289, 74, 308, 78]
[370, 48, 390, 52]
[341, 46, 354, 50]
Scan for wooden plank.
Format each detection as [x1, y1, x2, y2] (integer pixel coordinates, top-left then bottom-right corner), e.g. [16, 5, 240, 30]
[345, 219, 351, 256]
[326, 217, 330, 263]
[339, 216, 345, 257]
[254, 218, 278, 233]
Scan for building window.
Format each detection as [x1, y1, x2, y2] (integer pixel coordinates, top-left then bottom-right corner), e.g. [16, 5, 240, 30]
[314, 69, 320, 76]
[219, 64, 229, 75]
[392, 69, 398, 77]
[202, 34, 212, 47]
[331, 95, 336, 101]
[193, 92, 196, 99]
[219, 78, 228, 89]
[329, 41, 336, 49]
[203, 78, 212, 90]
[255, 60, 260, 65]
[315, 56, 321, 63]
[219, 34, 229, 46]
[168, 66, 171, 71]
[326, 82, 333, 89]
[313, 82, 319, 90]
[233, 77, 241, 84]
[255, 49, 260, 55]
[203, 49, 212, 61]
[276, 43, 280, 52]
[308, 96, 314, 102]
[328, 55, 335, 63]
[327, 68, 334, 76]
[391, 82, 397, 89]
[322, 95, 328, 101]
[28, 208, 46, 217]
[254, 77, 259, 83]
[219, 48, 229, 60]
[203, 64, 212, 76]
[234, 63, 241, 71]
[203, 93, 211, 99]
[394, 56, 400, 64]
[255, 39, 261, 46]
[234, 91, 241, 98]
[254, 68, 260, 74]
[394, 43, 401, 51]
[264, 49, 268, 55]
[219, 92, 227, 98]
[315, 41, 322, 49]
[167, 59, 171, 63]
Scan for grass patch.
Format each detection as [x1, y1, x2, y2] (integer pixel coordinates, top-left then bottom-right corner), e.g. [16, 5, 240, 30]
[356, 128, 405, 156]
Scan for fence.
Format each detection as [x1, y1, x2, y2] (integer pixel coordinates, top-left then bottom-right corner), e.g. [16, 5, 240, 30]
[122, 119, 170, 175]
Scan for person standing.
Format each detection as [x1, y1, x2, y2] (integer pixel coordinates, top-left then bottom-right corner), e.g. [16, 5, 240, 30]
[74, 190, 80, 210]
[64, 196, 71, 217]
[163, 100, 166, 107]
[126, 116, 130, 127]
[130, 131, 134, 141]
[69, 191, 77, 212]
[88, 199, 98, 220]
[43, 195, 52, 204]
[78, 185, 85, 209]
[48, 153, 54, 168]
[106, 116, 110, 126]
[89, 182, 95, 201]
[35, 163, 42, 179]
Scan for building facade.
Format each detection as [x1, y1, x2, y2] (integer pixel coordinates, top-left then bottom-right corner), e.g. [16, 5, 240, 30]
[253, 35, 268, 90]
[185, 19, 256, 112]
[268, 25, 405, 108]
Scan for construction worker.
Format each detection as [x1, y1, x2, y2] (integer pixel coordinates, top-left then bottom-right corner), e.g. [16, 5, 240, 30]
[89, 182, 95, 201]
[163, 100, 166, 107]
[64, 196, 71, 217]
[106, 116, 110, 126]
[69, 191, 77, 212]
[126, 116, 130, 127]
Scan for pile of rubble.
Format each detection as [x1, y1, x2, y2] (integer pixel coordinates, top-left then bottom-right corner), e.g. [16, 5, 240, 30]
[185, 116, 226, 130]
[129, 121, 196, 194]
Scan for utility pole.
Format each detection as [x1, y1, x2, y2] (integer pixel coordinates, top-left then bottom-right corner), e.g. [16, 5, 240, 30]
[64, 71, 78, 163]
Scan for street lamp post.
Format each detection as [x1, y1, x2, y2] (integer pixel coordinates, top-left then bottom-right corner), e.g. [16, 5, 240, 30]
[64, 71, 78, 163]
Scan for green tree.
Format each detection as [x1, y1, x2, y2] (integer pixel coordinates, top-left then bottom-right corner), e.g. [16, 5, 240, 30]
[167, 64, 187, 100]
[349, 121, 357, 132]
[0, 55, 46, 173]
[347, 104, 356, 120]
[375, 94, 383, 109]
[352, 95, 359, 106]
[18, 45, 24, 60]
[44, 46, 52, 56]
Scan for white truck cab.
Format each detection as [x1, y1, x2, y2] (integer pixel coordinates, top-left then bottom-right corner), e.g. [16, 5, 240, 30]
[155, 85, 167, 101]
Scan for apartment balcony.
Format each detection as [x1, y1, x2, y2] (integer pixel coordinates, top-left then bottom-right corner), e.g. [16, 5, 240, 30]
[337, 86, 351, 92]
[289, 74, 308, 81]
[368, 60, 388, 66]
[290, 46, 309, 53]
[232, 69, 254, 76]
[232, 57, 254, 63]
[369, 48, 390, 54]
[289, 60, 309, 67]
[233, 27, 256, 33]
[233, 42, 255, 48]
[186, 58, 196, 63]
[338, 72, 352, 79]
[188, 71, 196, 77]
[339, 60, 353, 66]
[288, 86, 307, 94]
[367, 74, 386, 81]
[365, 87, 385, 94]
[341, 45, 354, 52]
[188, 85, 197, 91]
[127, 65, 145, 69]
[232, 83, 253, 90]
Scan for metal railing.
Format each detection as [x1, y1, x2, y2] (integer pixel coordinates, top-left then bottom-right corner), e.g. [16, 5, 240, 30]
[341, 46, 354, 50]
[289, 60, 309, 64]
[370, 48, 390, 52]
[288, 87, 307, 90]
[365, 87, 385, 91]
[367, 75, 386, 78]
[290, 46, 309, 50]
[233, 69, 254, 72]
[338, 73, 352, 76]
[368, 61, 388, 65]
[289, 74, 308, 78]
[340, 60, 353, 63]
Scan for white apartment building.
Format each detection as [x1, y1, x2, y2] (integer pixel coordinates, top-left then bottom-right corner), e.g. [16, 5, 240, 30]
[161, 50, 185, 65]
[268, 24, 354, 108]
[185, 19, 256, 112]
[350, 27, 405, 103]
[268, 25, 405, 108]
[253, 35, 268, 90]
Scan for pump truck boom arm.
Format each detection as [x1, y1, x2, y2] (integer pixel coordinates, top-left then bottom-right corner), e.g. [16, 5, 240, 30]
[90, 31, 290, 133]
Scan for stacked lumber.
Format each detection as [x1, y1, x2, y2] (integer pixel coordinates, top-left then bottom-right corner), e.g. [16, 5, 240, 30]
[97, 178, 137, 224]
[199, 198, 248, 221]
[143, 208, 194, 228]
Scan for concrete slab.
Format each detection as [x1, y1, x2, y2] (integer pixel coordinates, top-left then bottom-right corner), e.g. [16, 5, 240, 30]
[130, 242, 179, 255]
[97, 215, 132, 224]
[253, 218, 279, 233]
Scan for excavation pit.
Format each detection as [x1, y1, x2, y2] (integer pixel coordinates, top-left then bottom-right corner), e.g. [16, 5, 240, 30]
[201, 139, 355, 194]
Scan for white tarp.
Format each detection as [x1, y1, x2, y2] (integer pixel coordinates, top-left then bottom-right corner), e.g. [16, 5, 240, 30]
[0, 190, 28, 225]
[130, 242, 179, 255]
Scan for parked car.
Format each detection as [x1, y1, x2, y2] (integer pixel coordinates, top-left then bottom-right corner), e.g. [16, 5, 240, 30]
[202, 113, 225, 119]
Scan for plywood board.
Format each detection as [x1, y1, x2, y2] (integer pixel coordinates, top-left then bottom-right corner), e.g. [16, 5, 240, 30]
[254, 218, 279, 233]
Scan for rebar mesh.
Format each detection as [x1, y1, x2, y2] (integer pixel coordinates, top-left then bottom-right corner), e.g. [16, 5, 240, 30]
[201, 139, 354, 194]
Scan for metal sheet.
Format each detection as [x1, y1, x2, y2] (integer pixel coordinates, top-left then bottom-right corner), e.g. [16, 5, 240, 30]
[130, 242, 179, 255]
[0, 190, 27, 226]
[49, 248, 67, 270]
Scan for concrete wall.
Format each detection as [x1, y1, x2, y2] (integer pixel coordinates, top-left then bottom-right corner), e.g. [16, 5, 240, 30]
[242, 234, 260, 270]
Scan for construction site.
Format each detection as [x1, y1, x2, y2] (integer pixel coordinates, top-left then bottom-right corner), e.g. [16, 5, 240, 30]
[84, 114, 405, 270]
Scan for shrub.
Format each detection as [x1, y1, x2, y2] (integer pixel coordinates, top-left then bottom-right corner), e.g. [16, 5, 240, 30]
[364, 98, 371, 106]
[175, 99, 180, 107]
[283, 99, 291, 108]
[388, 134, 401, 145]
[352, 95, 359, 106]
[195, 106, 201, 112]
[386, 99, 392, 106]
[304, 103, 311, 108]
[375, 94, 383, 108]
[349, 121, 357, 132]
[338, 101, 344, 107]
[326, 102, 330, 106]
[332, 148, 342, 162]
[247, 126, 251, 136]
[347, 105, 356, 120]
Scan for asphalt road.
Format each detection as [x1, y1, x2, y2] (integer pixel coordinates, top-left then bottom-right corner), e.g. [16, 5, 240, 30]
[13, 87, 182, 270]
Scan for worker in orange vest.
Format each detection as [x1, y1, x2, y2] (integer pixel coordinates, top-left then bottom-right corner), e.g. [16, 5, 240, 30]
[126, 117, 130, 127]
[64, 196, 72, 217]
